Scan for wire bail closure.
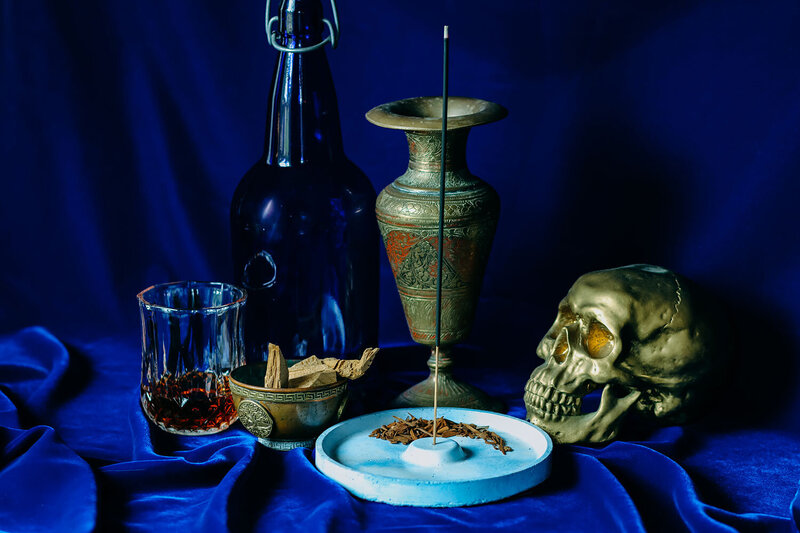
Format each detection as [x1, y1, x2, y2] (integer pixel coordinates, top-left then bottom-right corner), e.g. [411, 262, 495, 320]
[265, 0, 339, 53]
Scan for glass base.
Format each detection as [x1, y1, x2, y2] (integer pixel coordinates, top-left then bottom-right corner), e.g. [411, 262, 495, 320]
[141, 395, 238, 435]
[145, 417, 237, 436]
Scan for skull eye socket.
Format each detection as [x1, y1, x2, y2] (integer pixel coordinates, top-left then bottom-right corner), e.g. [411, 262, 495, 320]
[548, 305, 578, 339]
[585, 321, 614, 358]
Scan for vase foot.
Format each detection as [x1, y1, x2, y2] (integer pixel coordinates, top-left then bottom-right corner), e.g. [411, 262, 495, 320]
[391, 370, 504, 413]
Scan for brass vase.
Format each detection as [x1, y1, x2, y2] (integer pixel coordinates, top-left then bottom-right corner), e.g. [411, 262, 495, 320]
[367, 96, 507, 411]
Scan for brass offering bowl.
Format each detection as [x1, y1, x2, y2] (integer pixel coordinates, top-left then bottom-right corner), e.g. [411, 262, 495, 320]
[229, 361, 348, 450]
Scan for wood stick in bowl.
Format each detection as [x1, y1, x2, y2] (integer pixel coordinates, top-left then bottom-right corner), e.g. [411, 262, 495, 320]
[264, 343, 289, 388]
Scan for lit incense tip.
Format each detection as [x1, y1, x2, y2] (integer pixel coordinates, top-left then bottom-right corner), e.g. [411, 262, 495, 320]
[444, 25, 449, 39]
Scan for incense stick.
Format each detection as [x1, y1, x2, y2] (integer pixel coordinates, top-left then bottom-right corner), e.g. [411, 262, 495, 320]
[433, 25, 449, 446]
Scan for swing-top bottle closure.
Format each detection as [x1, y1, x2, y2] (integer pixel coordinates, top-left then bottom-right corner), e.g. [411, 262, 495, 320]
[265, 0, 339, 53]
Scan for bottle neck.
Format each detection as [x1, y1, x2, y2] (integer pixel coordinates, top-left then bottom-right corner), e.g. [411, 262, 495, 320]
[264, 0, 343, 166]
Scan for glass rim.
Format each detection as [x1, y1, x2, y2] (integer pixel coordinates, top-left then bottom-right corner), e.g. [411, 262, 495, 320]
[137, 281, 247, 312]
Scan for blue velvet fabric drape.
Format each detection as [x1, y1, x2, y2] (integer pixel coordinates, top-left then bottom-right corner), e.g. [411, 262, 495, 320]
[2, 1, 799, 531]
[1, 328, 798, 531]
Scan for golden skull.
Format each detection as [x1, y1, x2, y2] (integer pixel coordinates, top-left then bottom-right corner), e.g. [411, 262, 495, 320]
[525, 264, 722, 443]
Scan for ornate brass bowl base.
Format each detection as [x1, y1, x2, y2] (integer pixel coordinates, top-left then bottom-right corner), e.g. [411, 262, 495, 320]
[257, 437, 317, 450]
[391, 348, 503, 412]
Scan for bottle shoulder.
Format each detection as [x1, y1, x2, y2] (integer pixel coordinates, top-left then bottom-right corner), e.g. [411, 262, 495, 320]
[235, 157, 373, 193]
[231, 158, 376, 227]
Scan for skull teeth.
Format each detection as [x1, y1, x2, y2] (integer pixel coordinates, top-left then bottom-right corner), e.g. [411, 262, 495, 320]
[524, 380, 582, 419]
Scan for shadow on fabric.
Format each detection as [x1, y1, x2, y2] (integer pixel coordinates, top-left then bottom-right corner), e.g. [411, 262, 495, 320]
[225, 445, 286, 533]
[54, 344, 94, 408]
[708, 293, 799, 431]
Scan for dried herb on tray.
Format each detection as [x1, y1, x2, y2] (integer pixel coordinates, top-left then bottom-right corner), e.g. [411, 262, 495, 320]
[369, 414, 513, 454]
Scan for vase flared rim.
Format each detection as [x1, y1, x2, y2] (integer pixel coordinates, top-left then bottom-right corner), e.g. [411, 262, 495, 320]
[365, 96, 507, 132]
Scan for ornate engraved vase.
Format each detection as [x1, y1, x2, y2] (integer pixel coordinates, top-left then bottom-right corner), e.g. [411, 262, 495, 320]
[367, 96, 507, 411]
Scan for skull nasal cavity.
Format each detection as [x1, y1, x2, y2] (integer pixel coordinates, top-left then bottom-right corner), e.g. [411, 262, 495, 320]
[553, 330, 569, 363]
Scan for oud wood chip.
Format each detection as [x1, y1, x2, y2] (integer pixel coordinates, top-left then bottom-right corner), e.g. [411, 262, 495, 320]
[369, 415, 513, 454]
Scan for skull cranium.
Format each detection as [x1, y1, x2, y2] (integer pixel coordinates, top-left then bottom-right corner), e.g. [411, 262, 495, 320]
[525, 264, 720, 443]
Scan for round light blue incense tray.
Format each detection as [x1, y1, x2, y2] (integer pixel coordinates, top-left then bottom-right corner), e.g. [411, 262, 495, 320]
[315, 407, 552, 507]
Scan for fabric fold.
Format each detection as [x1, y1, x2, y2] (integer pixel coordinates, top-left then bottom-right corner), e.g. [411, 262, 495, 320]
[0, 328, 97, 532]
[0, 425, 97, 532]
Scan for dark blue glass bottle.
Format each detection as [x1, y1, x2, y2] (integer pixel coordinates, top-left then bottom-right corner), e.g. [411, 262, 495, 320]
[231, 0, 378, 362]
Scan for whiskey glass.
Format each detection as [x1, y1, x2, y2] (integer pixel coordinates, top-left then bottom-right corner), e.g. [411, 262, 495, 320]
[138, 281, 247, 435]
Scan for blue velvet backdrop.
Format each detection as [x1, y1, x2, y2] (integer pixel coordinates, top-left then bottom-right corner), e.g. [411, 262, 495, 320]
[1, 1, 799, 531]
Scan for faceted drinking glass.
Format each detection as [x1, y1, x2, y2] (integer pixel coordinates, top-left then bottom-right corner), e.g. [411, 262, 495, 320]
[138, 281, 247, 435]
